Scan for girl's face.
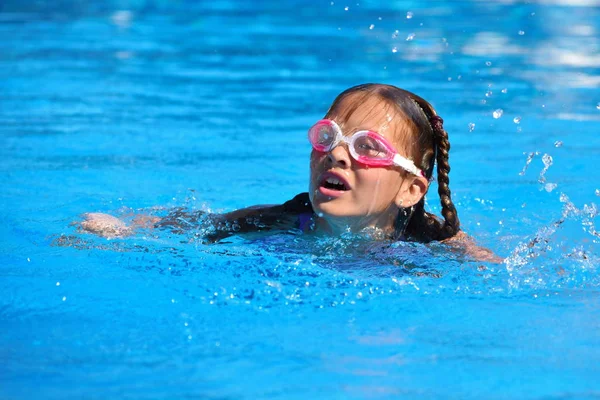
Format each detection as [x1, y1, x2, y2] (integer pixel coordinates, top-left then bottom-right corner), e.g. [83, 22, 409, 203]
[308, 95, 427, 234]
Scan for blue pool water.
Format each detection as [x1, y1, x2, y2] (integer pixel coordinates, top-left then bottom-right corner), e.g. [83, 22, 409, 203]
[1, 1, 600, 398]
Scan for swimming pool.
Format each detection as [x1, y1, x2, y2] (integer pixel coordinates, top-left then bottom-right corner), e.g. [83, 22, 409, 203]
[1, 0, 599, 398]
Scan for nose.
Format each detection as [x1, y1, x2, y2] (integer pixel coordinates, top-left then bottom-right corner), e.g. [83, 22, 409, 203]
[327, 144, 351, 168]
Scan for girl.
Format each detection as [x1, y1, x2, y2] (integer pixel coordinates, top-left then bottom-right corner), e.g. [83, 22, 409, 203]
[82, 83, 494, 258]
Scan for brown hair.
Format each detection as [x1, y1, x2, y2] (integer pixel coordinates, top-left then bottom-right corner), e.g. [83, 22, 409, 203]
[324, 83, 460, 242]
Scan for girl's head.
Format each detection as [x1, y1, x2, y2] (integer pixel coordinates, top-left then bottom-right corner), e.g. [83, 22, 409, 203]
[308, 83, 460, 241]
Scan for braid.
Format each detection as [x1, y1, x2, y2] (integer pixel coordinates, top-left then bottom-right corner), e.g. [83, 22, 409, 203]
[430, 116, 460, 239]
[402, 112, 460, 242]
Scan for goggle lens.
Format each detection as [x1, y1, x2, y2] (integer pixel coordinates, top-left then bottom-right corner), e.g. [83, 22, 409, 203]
[308, 121, 337, 151]
[352, 133, 392, 160]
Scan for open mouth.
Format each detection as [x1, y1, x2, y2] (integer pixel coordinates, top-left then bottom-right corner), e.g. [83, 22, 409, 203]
[320, 174, 349, 192]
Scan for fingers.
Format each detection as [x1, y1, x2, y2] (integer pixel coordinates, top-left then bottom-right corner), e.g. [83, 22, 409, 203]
[79, 213, 132, 238]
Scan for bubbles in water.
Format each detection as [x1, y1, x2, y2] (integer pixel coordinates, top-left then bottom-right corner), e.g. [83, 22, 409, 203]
[485, 90, 493, 97]
[596, 103, 600, 110]
[344, 6, 349, 10]
[513, 116, 521, 124]
[392, 46, 398, 53]
[485, 61, 492, 66]
[544, 183, 558, 192]
[493, 109, 504, 119]
[406, 11, 413, 19]
[406, 33, 415, 41]
[392, 30, 399, 38]
[369, 24, 374, 30]
[554, 141, 563, 148]
[596, 189, 600, 196]
[468, 123, 475, 132]
[518, 30, 525, 35]
[501, 88, 508, 94]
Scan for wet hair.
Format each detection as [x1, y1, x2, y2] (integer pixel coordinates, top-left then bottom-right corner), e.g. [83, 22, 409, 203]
[324, 83, 460, 242]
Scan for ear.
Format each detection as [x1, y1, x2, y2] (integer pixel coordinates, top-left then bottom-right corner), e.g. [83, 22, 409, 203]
[394, 175, 429, 208]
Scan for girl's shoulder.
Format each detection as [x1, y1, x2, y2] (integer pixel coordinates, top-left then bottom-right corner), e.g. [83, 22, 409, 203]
[281, 192, 312, 214]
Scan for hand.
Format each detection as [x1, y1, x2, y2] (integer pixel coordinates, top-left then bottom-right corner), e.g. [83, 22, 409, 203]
[79, 213, 132, 238]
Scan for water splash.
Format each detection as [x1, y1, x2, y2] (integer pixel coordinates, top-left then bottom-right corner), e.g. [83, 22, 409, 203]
[519, 151, 539, 176]
[538, 153, 553, 184]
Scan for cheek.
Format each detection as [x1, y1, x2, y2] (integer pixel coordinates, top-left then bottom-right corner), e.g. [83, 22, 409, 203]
[355, 169, 403, 196]
[309, 151, 326, 171]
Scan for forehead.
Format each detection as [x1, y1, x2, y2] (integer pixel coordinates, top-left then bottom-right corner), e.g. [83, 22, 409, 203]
[328, 93, 413, 143]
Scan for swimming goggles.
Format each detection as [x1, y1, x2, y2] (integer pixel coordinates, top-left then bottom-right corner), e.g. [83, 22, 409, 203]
[308, 119, 425, 177]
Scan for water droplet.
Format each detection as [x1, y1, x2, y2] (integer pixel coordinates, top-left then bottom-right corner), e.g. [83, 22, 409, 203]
[518, 30, 525, 35]
[369, 24, 374, 30]
[595, 189, 600, 196]
[485, 61, 492, 66]
[406, 33, 415, 41]
[317, 212, 324, 217]
[344, 6, 349, 11]
[554, 141, 563, 148]
[392, 30, 399, 38]
[391, 46, 398, 53]
[544, 183, 557, 192]
[56, 282, 60, 286]
[62, 296, 67, 301]
[513, 116, 521, 124]
[406, 11, 413, 19]
[468, 123, 476, 132]
[485, 90, 493, 97]
[493, 109, 504, 119]
[542, 153, 553, 168]
[501, 88, 508, 94]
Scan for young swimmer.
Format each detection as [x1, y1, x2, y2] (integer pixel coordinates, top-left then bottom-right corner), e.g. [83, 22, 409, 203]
[82, 83, 495, 258]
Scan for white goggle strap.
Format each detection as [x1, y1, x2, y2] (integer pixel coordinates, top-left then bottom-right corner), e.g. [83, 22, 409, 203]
[392, 154, 424, 177]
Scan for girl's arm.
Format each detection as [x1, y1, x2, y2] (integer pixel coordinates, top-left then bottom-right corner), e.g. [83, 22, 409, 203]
[442, 231, 503, 263]
[78, 193, 312, 241]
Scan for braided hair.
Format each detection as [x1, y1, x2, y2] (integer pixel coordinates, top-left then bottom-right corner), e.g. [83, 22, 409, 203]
[325, 83, 460, 242]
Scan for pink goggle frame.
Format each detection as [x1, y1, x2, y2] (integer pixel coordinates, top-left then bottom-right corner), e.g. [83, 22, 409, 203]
[308, 119, 425, 177]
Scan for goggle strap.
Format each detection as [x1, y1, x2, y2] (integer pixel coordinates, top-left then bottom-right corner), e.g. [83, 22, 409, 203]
[392, 154, 425, 177]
